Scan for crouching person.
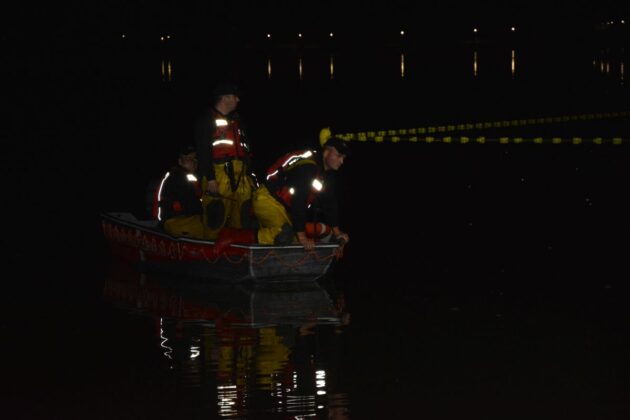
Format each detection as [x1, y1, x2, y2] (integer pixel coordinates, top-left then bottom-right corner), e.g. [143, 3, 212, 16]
[252, 137, 351, 252]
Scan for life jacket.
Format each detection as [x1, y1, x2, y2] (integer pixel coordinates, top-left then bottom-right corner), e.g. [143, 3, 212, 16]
[265, 149, 324, 208]
[305, 222, 333, 241]
[210, 110, 250, 161]
[151, 170, 201, 221]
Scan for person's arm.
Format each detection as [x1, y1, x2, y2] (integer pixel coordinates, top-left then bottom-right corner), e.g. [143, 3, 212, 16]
[289, 165, 318, 250]
[318, 172, 348, 242]
[318, 172, 349, 258]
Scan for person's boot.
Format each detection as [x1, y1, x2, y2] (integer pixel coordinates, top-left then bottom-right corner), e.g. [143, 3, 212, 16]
[213, 227, 257, 257]
[274, 223, 296, 245]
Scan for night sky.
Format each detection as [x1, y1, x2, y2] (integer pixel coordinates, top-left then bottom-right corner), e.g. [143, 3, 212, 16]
[4, 1, 628, 47]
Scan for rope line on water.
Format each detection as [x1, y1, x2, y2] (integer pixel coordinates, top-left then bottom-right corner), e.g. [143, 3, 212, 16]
[330, 110, 630, 142]
[340, 136, 627, 145]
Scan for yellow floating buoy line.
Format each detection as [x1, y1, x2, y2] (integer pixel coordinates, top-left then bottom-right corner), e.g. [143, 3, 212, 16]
[325, 136, 626, 145]
[322, 110, 630, 143]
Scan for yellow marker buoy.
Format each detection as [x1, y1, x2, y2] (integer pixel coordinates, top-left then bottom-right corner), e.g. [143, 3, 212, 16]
[319, 127, 332, 146]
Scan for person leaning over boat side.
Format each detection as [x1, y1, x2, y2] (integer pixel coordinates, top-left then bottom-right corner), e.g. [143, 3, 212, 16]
[252, 136, 351, 252]
[156, 144, 205, 238]
[193, 82, 257, 240]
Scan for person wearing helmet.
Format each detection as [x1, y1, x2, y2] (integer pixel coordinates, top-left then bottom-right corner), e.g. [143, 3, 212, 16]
[153, 144, 205, 238]
[251, 136, 350, 252]
[194, 82, 257, 240]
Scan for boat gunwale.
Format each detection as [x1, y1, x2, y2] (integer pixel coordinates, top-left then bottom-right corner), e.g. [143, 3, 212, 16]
[101, 212, 340, 250]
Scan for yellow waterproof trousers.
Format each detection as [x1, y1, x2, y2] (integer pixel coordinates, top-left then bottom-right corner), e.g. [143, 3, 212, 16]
[202, 159, 255, 240]
[251, 185, 293, 245]
[163, 215, 205, 238]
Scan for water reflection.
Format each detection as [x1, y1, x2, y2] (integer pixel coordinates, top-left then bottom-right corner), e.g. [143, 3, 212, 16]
[161, 59, 173, 82]
[103, 266, 350, 418]
[264, 54, 336, 80]
[593, 49, 626, 85]
[400, 53, 405, 79]
[330, 54, 335, 79]
[255, 47, 630, 86]
[298, 56, 303, 80]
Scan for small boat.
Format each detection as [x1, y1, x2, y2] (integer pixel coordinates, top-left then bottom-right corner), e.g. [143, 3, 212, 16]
[100, 212, 340, 282]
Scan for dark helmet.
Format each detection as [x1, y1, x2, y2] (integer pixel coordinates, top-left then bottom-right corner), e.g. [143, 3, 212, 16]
[211, 81, 240, 98]
[178, 143, 196, 157]
[323, 137, 350, 156]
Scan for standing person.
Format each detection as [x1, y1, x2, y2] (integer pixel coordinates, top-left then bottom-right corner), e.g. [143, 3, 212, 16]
[155, 144, 204, 238]
[252, 137, 351, 252]
[194, 82, 257, 240]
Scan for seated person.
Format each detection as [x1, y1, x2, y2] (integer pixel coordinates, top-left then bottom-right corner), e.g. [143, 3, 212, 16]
[155, 144, 205, 238]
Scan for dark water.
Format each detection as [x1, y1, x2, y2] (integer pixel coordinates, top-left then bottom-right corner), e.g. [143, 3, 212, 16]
[4, 34, 630, 419]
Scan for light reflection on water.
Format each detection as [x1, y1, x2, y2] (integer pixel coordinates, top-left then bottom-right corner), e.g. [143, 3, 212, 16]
[161, 59, 172, 81]
[103, 267, 351, 418]
[593, 49, 626, 84]
[249, 46, 627, 130]
[155, 45, 626, 89]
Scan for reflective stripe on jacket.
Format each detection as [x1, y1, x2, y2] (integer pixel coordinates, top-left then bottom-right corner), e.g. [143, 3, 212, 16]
[210, 113, 250, 160]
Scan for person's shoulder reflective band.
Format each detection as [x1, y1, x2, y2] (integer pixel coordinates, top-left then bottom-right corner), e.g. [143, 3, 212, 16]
[266, 150, 316, 181]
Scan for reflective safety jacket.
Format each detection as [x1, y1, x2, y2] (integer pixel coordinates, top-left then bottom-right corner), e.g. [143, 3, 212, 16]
[265, 150, 324, 208]
[265, 150, 337, 233]
[153, 166, 202, 221]
[195, 108, 251, 182]
[210, 111, 250, 160]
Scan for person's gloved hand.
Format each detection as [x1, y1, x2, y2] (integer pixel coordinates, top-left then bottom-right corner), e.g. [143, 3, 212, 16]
[205, 179, 219, 195]
[332, 227, 349, 259]
[296, 231, 315, 251]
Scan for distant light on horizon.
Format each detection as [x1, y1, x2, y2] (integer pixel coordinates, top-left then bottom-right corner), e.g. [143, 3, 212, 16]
[329, 32, 334, 38]
[121, 34, 126, 39]
[400, 30, 405, 36]
[266, 33, 271, 39]
[473, 28, 478, 33]
[510, 27, 516, 32]
[298, 33, 302, 38]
